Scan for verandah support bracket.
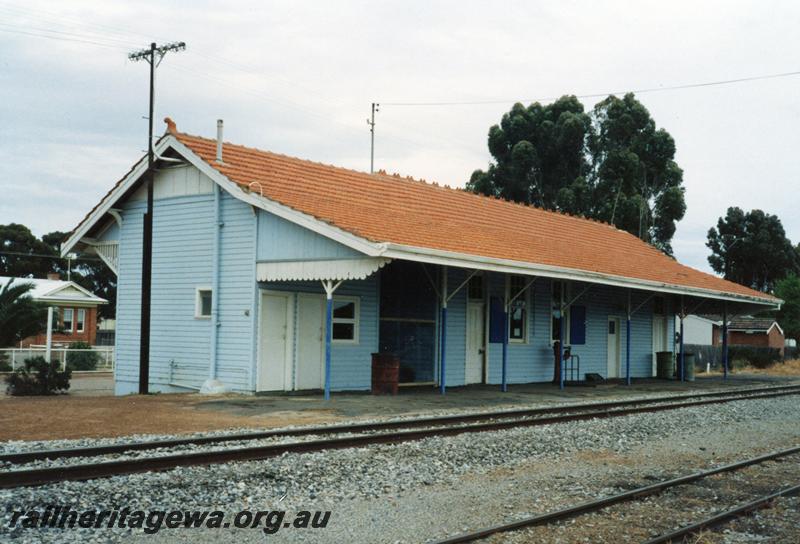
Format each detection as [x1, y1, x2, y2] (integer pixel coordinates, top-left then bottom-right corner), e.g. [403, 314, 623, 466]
[321, 279, 344, 401]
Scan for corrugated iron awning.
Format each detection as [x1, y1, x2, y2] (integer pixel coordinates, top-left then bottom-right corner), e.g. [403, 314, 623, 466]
[257, 258, 390, 282]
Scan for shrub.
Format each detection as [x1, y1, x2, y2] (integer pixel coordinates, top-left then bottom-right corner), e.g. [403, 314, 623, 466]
[5, 356, 71, 396]
[66, 341, 99, 371]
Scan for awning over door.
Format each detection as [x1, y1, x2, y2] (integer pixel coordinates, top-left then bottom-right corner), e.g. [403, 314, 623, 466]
[256, 257, 391, 282]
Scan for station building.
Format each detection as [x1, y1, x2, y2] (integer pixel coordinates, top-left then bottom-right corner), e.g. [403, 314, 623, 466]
[61, 118, 780, 395]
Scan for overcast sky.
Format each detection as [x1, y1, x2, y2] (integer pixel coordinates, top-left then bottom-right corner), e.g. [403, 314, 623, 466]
[1, 0, 798, 273]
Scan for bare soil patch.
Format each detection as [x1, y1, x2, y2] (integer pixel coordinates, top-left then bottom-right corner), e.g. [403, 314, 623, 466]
[0, 394, 342, 441]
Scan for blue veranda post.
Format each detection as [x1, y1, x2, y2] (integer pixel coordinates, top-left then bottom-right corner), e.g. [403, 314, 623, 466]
[324, 296, 333, 400]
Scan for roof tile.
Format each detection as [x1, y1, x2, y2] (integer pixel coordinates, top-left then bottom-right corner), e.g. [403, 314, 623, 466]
[172, 129, 774, 303]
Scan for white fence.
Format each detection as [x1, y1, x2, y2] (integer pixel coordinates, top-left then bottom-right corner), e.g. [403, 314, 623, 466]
[0, 347, 115, 372]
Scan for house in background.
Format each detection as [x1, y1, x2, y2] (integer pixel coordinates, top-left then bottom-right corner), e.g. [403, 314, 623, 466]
[0, 274, 107, 347]
[713, 317, 785, 357]
[674, 314, 721, 345]
[59, 118, 780, 396]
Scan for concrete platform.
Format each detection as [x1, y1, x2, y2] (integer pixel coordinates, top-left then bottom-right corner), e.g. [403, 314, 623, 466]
[196, 374, 800, 420]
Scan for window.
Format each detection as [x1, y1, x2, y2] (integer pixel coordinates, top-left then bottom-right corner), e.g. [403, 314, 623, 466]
[332, 297, 359, 343]
[508, 275, 529, 343]
[62, 308, 73, 334]
[468, 274, 484, 300]
[195, 288, 212, 318]
[76, 309, 86, 333]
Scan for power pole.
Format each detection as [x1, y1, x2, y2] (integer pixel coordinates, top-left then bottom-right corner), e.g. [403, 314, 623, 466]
[128, 41, 185, 395]
[367, 102, 379, 173]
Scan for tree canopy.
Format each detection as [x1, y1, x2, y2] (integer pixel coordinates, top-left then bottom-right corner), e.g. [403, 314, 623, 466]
[467, 93, 686, 254]
[0, 224, 116, 319]
[706, 207, 798, 293]
[775, 275, 800, 341]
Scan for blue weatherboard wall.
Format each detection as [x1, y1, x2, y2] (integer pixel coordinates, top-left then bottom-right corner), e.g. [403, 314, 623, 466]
[113, 187, 256, 394]
[258, 278, 379, 391]
[441, 267, 468, 387]
[255, 208, 377, 391]
[485, 275, 663, 384]
[114, 199, 144, 394]
[486, 273, 551, 384]
[256, 210, 361, 261]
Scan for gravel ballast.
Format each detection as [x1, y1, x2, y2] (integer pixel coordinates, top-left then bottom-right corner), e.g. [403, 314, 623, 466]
[2, 394, 800, 543]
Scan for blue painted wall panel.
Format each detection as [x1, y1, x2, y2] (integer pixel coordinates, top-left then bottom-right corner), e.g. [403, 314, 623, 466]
[483, 276, 663, 385]
[256, 210, 362, 261]
[114, 200, 144, 394]
[258, 276, 379, 391]
[442, 267, 468, 387]
[114, 191, 256, 394]
[215, 193, 257, 390]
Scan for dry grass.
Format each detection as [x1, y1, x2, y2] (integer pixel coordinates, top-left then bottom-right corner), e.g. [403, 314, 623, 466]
[738, 358, 800, 376]
[697, 359, 800, 377]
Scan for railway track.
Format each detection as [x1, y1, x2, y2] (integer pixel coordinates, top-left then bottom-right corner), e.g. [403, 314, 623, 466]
[431, 446, 800, 543]
[4, 383, 799, 465]
[2, 384, 799, 489]
[643, 483, 800, 544]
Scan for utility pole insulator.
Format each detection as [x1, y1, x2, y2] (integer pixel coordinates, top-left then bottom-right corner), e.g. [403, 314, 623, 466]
[368, 102, 379, 173]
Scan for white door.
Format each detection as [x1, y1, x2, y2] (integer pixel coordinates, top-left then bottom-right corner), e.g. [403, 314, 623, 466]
[465, 302, 485, 384]
[296, 294, 324, 390]
[607, 317, 620, 378]
[652, 315, 667, 376]
[258, 292, 292, 391]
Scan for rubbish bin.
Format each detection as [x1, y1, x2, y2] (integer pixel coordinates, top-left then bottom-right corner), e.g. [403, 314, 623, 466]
[371, 353, 400, 395]
[656, 351, 674, 379]
[681, 352, 696, 382]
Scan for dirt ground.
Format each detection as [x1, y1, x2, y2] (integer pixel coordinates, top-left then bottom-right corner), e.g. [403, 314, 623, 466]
[0, 394, 340, 441]
[1, 374, 798, 441]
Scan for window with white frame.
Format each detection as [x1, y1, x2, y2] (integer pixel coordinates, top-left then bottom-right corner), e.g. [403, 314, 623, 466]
[76, 309, 86, 333]
[332, 297, 359, 343]
[62, 308, 74, 334]
[195, 288, 212, 318]
[508, 275, 529, 343]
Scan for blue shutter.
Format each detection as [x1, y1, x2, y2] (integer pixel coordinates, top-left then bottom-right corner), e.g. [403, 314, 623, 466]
[489, 296, 505, 343]
[570, 305, 586, 345]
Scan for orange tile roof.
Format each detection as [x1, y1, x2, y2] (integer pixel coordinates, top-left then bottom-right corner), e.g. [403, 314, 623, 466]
[168, 125, 775, 304]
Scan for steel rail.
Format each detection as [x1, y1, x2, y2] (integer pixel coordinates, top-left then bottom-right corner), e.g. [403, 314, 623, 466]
[642, 483, 800, 544]
[431, 446, 800, 543]
[1, 389, 799, 489]
[3, 383, 800, 465]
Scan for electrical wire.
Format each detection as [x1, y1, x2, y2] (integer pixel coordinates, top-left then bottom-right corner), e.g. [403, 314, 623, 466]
[381, 70, 800, 106]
